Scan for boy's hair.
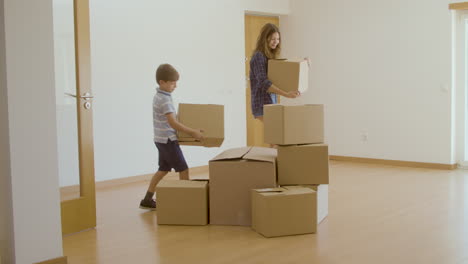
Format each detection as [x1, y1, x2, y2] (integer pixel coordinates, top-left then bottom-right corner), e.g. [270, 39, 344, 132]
[253, 23, 281, 59]
[156, 64, 180, 83]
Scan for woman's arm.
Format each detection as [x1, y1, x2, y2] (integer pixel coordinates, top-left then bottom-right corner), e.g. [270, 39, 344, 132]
[251, 52, 301, 98]
[250, 52, 272, 92]
[267, 85, 300, 98]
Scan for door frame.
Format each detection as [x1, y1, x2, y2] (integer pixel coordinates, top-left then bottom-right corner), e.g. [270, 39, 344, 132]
[60, 0, 97, 235]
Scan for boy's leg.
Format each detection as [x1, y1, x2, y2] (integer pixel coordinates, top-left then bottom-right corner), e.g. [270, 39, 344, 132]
[179, 169, 189, 180]
[147, 170, 169, 193]
[140, 170, 168, 210]
[140, 141, 172, 210]
[171, 140, 189, 180]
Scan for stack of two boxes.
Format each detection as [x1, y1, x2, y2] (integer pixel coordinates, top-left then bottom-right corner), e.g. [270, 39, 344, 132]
[251, 103, 329, 237]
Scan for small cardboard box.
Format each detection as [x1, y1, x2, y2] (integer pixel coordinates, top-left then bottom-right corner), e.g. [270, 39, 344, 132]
[277, 144, 329, 184]
[282, 184, 329, 224]
[264, 104, 324, 145]
[177, 103, 224, 147]
[268, 59, 308, 93]
[252, 186, 317, 237]
[209, 147, 277, 226]
[156, 180, 208, 225]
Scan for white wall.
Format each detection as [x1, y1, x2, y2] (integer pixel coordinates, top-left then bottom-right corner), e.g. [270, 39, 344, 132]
[63, 0, 458, 185]
[281, 0, 454, 164]
[3, 0, 63, 263]
[88, 0, 290, 183]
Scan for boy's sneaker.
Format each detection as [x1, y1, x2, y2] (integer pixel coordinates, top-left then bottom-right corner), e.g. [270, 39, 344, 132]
[139, 199, 156, 210]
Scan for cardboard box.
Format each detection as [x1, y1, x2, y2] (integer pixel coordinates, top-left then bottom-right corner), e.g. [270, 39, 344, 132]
[177, 103, 224, 147]
[268, 59, 308, 93]
[209, 147, 277, 226]
[252, 186, 317, 237]
[278, 144, 329, 185]
[156, 180, 208, 225]
[309, 184, 328, 224]
[264, 104, 324, 145]
[282, 184, 329, 224]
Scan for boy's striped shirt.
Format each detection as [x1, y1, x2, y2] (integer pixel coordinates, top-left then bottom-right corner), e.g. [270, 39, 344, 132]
[153, 88, 177, 143]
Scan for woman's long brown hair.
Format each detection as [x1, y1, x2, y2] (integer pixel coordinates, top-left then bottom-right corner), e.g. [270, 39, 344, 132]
[253, 23, 281, 59]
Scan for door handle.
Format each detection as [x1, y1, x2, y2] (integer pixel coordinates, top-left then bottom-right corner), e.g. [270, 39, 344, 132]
[65, 92, 94, 100]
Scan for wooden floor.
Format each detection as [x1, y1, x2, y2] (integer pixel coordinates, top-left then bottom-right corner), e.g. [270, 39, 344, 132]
[62, 161, 468, 264]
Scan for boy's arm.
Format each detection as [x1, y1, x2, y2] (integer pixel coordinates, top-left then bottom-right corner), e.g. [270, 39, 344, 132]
[166, 113, 204, 140]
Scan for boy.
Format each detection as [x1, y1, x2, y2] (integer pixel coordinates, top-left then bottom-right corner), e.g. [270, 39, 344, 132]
[140, 63, 203, 210]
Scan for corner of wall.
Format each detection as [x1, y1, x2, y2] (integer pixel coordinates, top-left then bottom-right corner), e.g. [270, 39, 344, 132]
[0, 0, 15, 262]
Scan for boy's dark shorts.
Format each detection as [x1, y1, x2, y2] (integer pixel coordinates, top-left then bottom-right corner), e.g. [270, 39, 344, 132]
[155, 140, 188, 172]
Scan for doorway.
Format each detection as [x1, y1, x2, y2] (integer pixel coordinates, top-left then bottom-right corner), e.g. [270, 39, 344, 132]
[244, 14, 279, 147]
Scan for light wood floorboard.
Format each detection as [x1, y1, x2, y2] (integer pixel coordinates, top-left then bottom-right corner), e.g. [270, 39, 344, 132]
[63, 161, 468, 264]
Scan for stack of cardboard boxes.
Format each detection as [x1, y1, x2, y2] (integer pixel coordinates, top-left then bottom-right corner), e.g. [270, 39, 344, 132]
[154, 59, 329, 238]
[251, 104, 329, 237]
[248, 59, 329, 238]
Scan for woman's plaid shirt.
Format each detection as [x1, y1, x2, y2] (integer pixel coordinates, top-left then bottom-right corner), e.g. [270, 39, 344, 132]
[249, 51, 277, 117]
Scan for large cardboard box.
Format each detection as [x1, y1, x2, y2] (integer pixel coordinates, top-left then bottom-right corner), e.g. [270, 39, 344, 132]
[252, 186, 317, 237]
[281, 184, 329, 224]
[264, 104, 324, 145]
[268, 59, 308, 93]
[177, 103, 224, 147]
[209, 147, 277, 226]
[277, 144, 329, 185]
[156, 180, 208, 225]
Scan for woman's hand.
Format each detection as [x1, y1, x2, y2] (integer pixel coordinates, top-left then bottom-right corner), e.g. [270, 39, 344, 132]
[285, 91, 301, 98]
[268, 84, 301, 98]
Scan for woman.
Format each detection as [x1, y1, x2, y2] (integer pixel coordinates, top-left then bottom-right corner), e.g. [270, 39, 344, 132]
[249, 23, 301, 121]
